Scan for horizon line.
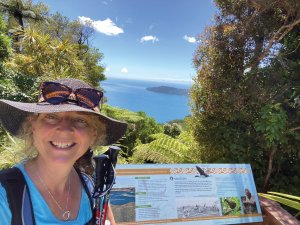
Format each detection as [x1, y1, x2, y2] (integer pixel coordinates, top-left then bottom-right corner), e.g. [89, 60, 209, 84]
[105, 75, 194, 84]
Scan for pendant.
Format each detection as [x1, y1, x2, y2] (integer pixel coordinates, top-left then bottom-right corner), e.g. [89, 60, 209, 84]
[62, 211, 71, 221]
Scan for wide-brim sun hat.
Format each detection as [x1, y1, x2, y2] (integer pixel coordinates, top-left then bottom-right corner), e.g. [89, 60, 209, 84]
[0, 78, 127, 145]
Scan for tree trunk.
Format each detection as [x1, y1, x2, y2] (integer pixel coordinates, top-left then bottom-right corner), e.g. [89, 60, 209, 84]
[262, 144, 276, 192]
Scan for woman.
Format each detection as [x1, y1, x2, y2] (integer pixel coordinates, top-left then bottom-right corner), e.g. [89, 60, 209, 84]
[0, 78, 127, 224]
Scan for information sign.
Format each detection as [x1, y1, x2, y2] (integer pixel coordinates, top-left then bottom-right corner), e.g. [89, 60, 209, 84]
[110, 164, 263, 225]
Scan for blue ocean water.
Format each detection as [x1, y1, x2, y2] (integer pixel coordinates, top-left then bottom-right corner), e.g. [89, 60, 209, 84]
[101, 77, 192, 123]
[110, 191, 135, 205]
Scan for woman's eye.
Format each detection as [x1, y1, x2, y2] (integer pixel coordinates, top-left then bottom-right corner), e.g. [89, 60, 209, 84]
[44, 114, 59, 123]
[73, 118, 88, 127]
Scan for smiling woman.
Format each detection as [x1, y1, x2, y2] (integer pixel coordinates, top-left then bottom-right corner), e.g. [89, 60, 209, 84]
[30, 112, 98, 164]
[21, 112, 107, 161]
[0, 78, 127, 225]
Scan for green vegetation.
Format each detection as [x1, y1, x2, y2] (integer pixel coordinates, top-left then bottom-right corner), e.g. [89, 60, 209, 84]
[0, 0, 299, 204]
[189, 0, 300, 194]
[0, 15, 11, 60]
[131, 132, 197, 163]
[258, 192, 300, 217]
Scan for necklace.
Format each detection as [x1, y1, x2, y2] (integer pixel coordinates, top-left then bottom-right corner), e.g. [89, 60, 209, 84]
[36, 171, 71, 221]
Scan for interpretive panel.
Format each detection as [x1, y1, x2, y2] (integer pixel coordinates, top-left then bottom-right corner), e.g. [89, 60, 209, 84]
[110, 164, 262, 225]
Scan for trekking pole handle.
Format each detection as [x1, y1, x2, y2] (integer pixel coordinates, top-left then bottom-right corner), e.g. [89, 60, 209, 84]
[104, 146, 121, 184]
[104, 146, 121, 167]
[93, 154, 109, 193]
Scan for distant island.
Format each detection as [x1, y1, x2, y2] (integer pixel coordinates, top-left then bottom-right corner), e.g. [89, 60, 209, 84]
[146, 86, 189, 96]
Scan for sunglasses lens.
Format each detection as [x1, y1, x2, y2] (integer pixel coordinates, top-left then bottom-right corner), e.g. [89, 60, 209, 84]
[76, 89, 103, 109]
[42, 82, 71, 104]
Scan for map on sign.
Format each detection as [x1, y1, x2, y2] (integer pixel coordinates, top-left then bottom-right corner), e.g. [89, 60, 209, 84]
[110, 164, 263, 225]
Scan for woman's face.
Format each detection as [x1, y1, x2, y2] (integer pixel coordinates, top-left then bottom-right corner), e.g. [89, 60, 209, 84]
[31, 112, 97, 165]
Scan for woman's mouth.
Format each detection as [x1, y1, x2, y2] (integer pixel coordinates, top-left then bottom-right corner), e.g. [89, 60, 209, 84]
[50, 141, 76, 149]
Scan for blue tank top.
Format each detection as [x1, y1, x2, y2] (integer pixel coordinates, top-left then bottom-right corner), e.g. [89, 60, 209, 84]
[0, 163, 92, 225]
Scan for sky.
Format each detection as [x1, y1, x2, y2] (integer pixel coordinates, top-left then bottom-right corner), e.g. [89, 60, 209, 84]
[36, 0, 216, 82]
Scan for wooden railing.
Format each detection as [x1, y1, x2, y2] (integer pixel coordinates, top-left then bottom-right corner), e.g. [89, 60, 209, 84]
[237, 196, 300, 225]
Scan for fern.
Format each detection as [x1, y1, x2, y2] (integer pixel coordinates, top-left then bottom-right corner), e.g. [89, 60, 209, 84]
[131, 132, 198, 164]
[133, 145, 174, 163]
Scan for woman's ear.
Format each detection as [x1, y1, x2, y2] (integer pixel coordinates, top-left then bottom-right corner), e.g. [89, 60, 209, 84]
[29, 114, 39, 133]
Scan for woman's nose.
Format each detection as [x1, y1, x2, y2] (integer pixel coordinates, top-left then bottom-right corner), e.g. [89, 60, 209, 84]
[57, 118, 74, 131]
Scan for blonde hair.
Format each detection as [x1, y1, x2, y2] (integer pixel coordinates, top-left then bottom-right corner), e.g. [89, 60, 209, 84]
[89, 114, 107, 147]
[19, 114, 38, 157]
[75, 114, 107, 175]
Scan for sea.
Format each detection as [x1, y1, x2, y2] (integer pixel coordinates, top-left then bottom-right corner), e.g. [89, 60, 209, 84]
[101, 77, 192, 123]
[110, 190, 135, 205]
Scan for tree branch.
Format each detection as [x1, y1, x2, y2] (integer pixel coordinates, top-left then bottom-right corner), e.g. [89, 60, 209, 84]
[256, 17, 300, 63]
[263, 144, 276, 192]
[289, 126, 300, 131]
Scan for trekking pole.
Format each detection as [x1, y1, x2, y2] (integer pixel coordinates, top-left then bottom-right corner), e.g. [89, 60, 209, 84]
[93, 154, 109, 224]
[100, 146, 121, 225]
[93, 146, 120, 225]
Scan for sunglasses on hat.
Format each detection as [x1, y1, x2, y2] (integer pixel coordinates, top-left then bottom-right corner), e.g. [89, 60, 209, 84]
[39, 81, 103, 110]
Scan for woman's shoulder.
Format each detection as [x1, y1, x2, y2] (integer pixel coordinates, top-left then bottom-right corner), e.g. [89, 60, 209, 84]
[0, 181, 8, 199]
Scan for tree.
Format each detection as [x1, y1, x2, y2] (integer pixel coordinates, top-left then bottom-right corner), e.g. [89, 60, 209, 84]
[0, 15, 35, 102]
[5, 23, 105, 87]
[1, 2, 105, 86]
[6, 26, 85, 80]
[0, 15, 11, 61]
[0, 0, 48, 51]
[254, 25, 300, 192]
[45, 12, 94, 46]
[36, 13, 105, 86]
[0, 0, 47, 30]
[163, 122, 182, 138]
[190, 0, 300, 193]
[0, 16, 37, 164]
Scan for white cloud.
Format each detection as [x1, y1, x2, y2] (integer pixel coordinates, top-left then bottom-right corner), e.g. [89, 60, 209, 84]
[243, 67, 251, 74]
[78, 16, 124, 36]
[140, 35, 159, 43]
[183, 35, 197, 43]
[121, 67, 128, 73]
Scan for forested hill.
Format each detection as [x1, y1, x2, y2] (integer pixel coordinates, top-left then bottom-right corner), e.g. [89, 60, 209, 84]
[146, 86, 189, 96]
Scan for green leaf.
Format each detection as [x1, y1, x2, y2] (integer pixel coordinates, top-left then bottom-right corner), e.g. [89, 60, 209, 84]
[267, 192, 300, 201]
[258, 193, 300, 211]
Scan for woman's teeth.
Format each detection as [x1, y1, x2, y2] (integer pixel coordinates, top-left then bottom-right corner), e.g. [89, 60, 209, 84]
[51, 142, 74, 149]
